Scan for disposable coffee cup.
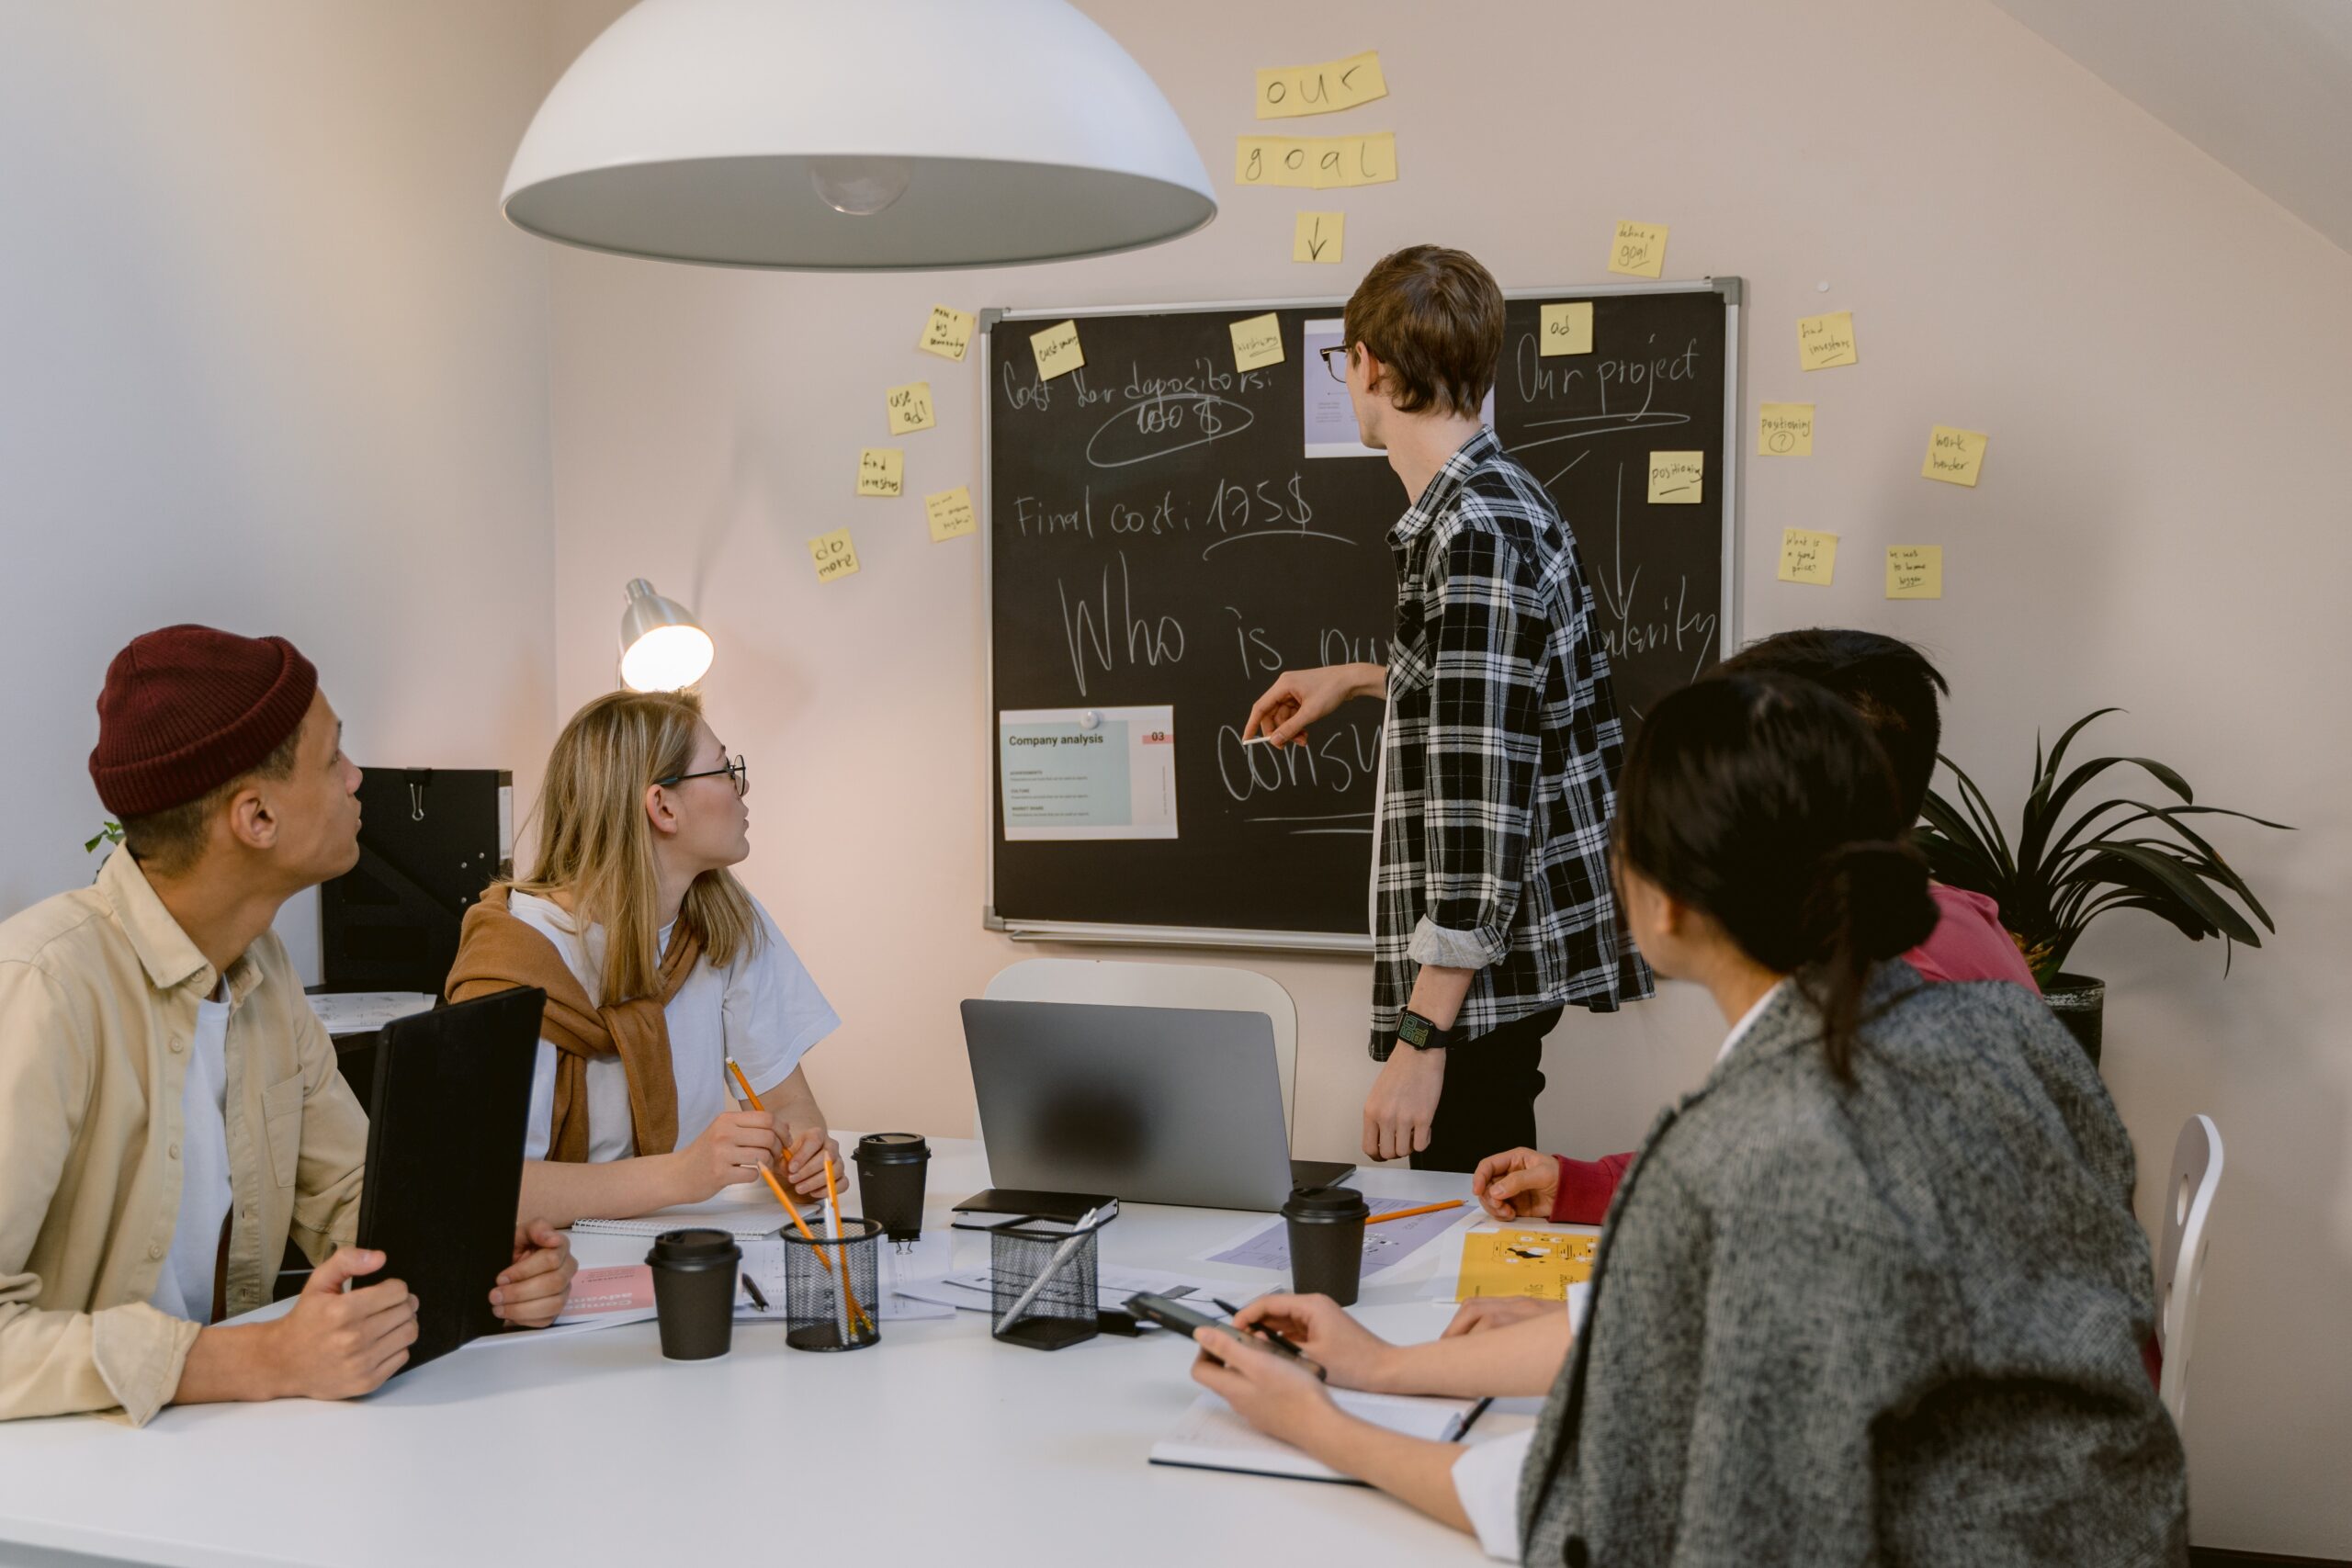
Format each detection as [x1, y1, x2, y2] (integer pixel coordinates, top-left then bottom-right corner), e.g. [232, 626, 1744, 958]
[1283, 1186, 1371, 1306]
[646, 1227, 740, 1360]
[854, 1132, 932, 1242]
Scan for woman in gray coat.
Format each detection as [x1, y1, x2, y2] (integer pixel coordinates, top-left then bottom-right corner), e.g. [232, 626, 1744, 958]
[1195, 672, 2188, 1565]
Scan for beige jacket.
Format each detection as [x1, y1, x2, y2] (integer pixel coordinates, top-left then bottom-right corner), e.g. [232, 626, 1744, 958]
[0, 849, 368, 1424]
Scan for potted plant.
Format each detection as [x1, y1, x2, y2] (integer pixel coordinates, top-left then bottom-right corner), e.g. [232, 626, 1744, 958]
[1914, 708, 2289, 1066]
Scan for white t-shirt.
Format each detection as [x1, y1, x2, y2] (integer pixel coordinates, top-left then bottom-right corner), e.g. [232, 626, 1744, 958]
[151, 987, 233, 1324]
[508, 893, 839, 1162]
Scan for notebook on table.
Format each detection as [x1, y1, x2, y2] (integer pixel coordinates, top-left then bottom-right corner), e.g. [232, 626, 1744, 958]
[1150, 1391, 1490, 1484]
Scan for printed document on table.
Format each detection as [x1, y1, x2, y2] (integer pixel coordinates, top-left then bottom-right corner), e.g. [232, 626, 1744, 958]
[1301, 318, 1493, 458]
[999, 705, 1178, 840]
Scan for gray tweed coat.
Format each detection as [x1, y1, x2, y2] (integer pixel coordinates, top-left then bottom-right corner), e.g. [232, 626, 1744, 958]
[1517, 964, 2188, 1566]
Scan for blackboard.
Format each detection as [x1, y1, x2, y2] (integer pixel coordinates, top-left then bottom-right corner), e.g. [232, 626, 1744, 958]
[983, 281, 1740, 950]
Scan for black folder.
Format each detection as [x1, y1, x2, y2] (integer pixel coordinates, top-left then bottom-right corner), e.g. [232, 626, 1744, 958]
[354, 987, 545, 1371]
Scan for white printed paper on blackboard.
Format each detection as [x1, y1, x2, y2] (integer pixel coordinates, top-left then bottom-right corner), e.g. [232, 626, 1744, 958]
[999, 706, 1179, 840]
[1301, 318, 1495, 459]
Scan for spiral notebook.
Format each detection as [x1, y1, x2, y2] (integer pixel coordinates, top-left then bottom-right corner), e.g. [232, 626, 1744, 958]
[1150, 1390, 1489, 1484]
[570, 1190, 784, 1241]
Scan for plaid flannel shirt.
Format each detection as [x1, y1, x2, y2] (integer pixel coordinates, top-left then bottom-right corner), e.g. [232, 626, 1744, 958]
[1368, 428, 1654, 1059]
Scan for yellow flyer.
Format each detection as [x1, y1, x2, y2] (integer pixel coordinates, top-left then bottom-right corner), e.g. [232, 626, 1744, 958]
[1455, 1229, 1599, 1302]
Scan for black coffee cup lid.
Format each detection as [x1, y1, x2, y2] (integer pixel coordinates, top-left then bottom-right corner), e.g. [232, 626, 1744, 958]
[1283, 1184, 1371, 1219]
[648, 1227, 741, 1264]
[855, 1132, 930, 1163]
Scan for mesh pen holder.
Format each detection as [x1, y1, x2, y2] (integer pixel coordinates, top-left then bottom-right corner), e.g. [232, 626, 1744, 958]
[780, 1217, 882, 1351]
[989, 1216, 1111, 1351]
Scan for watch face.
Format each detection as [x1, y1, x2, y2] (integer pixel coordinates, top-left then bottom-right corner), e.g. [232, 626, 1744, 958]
[1399, 1013, 1430, 1047]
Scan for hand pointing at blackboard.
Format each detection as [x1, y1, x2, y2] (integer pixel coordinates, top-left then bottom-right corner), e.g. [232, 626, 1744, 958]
[1242, 663, 1387, 750]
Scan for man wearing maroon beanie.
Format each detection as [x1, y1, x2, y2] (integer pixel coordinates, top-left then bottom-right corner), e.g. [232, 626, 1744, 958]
[0, 626, 574, 1424]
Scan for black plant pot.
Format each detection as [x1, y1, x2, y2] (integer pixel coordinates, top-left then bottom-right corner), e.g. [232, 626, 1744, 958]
[2042, 972, 2106, 1067]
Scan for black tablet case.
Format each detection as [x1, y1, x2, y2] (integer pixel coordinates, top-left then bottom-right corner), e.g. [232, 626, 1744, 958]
[354, 987, 546, 1371]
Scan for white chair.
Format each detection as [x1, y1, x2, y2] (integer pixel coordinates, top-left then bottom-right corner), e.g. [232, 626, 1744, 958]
[978, 959, 1300, 1142]
[2154, 1113, 2223, 1434]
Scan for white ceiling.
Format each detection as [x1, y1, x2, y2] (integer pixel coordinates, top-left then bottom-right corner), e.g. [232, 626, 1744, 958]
[1990, 0, 2352, 254]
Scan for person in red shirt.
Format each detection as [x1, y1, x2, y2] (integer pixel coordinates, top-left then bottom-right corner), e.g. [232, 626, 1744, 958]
[1470, 629, 2040, 1235]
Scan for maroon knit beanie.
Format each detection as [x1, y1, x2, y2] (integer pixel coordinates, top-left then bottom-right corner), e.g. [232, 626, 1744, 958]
[88, 625, 319, 817]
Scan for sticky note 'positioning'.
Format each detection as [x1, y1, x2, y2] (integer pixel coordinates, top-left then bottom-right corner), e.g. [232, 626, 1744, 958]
[1294, 211, 1345, 264]
[1921, 426, 1988, 487]
[885, 382, 935, 434]
[1758, 402, 1815, 457]
[1539, 302, 1593, 357]
[1646, 451, 1704, 504]
[1031, 320, 1086, 380]
[917, 305, 977, 363]
[1778, 528, 1837, 585]
[809, 528, 860, 584]
[856, 447, 903, 497]
[1608, 220, 1668, 279]
[925, 486, 978, 543]
[1798, 311, 1859, 371]
[1886, 545, 1943, 600]
[1229, 313, 1284, 373]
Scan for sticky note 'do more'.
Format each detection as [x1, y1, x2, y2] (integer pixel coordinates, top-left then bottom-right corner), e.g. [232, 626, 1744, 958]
[1608, 220, 1668, 279]
[1647, 451, 1703, 504]
[1886, 545, 1943, 600]
[885, 382, 935, 434]
[809, 528, 860, 584]
[1778, 528, 1837, 585]
[1798, 311, 1858, 371]
[925, 486, 977, 543]
[1031, 320, 1085, 380]
[1539, 302, 1593, 356]
[1921, 426, 1988, 486]
[1230, 313, 1284, 372]
[1294, 210, 1344, 264]
[1758, 402, 1815, 456]
[917, 305, 976, 363]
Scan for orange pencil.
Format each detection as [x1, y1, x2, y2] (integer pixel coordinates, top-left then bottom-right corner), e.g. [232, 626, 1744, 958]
[1365, 1199, 1465, 1226]
[727, 1058, 874, 1334]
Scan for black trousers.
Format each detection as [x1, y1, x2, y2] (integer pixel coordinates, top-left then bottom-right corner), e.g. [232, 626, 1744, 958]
[1408, 1008, 1563, 1174]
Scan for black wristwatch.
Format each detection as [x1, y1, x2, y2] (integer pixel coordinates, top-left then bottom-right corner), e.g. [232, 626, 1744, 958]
[1396, 1008, 1454, 1051]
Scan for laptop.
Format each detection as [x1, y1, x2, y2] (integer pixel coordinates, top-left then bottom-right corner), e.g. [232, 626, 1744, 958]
[959, 998, 1352, 1213]
[354, 987, 546, 1371]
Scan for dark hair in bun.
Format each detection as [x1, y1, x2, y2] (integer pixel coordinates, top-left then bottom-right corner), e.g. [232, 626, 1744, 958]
[1612, 672, 1939, 1077]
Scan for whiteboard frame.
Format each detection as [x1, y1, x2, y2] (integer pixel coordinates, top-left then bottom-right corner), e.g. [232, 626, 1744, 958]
[978, 277, 1744, 953]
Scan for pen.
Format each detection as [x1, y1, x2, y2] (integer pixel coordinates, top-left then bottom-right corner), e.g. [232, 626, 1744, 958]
[741, 1274, 770, 1314]
[1211, 1296, 1311, 1362]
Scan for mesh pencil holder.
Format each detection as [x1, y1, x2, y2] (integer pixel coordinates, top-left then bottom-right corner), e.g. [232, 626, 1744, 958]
[989, 1216, 1111, 1351]
[780, 1217, 882, 1352]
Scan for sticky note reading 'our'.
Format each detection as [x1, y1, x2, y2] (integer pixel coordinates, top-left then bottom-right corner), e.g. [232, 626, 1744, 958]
[885, 382, 934, 434]
[855, 447, 903, 497]
[1798, 311, 1859, 370]
[1647, 451, 1704, 504]
[808, 529, 859, 584]
[1921, 425, 1989, 487]
[1778, 528, 1838, 585]
[1608, 220, 1669, 278]
[1886, 546, 1943, 600]
[1235, 132, 1398, 189]
[916, 305, 976, 363]
[1030, 320, 1086, 380]
[1294, 210, 1345, 264]
[1758, 402, 1815, 456]
[1257, 50, 1386, 118]
[1229, 313, 1284, 372]
[1539, 301, 1594, 356]
[925, 486, 978, 543]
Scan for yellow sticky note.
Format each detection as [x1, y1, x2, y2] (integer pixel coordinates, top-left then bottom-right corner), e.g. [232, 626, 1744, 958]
[1921, 425, 1989, 487]
[1229, 312, 1284, 372]
[808, 528, 860, 584]
[855, 447, 902, 497]
[1030, 320, 1085, 380]
[885, 381, 935, 434]
[1886, 545, 1944, 600]
[1778, 528, 1838, 585]
[1256, 49, 1387, 118]
[1798, 310, 1859, 370]
[1235, 132, 1397, 189]
[916, 304, 976, 363]
[1758, 402, 1815, 456]
[924, 485, 978, 543]
[1539, 301, 1594, 356]
[1293, 210, 1345, 264]
[1608, 220, 1668, 279]
[1647, 450, 1704, 504]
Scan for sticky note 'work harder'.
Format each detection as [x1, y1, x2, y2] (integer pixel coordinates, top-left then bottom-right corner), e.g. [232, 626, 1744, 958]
[1031, 320, 1086, 380]
[1257, 50, 1386, 118]
[1539, 301, 1593, 356]
[917, 305, 976, 363]
[1798, 311, 1858, 371]
[1779, 528, 1837, 585]
[1758, 402, 1815, 456]
[1235, 132, 1397, 189]
[1922, 425, 1988, 487]
[1294, 210, 1345, 264]
[1887, 546, 1943, 600]
[1647, 451, 1704, 504]
[855, 447, 903, 497]
[885, 382, 935, 434]
[1229, 313, 1284, 372]
[1608, 220, 1668, 279]
[809, 528, 860, 584]
[925, 486, 977, 543]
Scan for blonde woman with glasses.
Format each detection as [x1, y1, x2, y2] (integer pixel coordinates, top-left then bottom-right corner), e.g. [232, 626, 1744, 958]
[447, 691, 840, 1227]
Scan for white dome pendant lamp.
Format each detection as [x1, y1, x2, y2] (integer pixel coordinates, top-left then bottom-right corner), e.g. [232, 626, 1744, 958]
[502, 0, 1217, 270]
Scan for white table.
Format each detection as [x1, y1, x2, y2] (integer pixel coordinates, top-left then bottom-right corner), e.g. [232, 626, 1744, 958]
[0, 1140, 1557, 1568]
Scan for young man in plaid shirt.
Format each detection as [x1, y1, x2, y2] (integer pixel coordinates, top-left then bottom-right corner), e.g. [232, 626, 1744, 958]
[1245, 246, 1652, 1172]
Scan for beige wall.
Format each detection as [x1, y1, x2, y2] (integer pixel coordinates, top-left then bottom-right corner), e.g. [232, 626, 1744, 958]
[0, 1, 560, 945]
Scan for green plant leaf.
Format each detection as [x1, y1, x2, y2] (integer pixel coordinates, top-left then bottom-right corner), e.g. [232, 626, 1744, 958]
[2065, 840, 2262, 946]
[1941, 756, 2017, 883]
[2063, 803, 2287, 931]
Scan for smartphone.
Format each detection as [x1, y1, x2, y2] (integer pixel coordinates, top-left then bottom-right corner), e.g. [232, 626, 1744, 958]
[1124, 1292, 1326, 1381]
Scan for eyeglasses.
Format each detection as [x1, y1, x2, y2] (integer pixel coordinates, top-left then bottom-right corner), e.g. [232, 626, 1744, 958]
[657, 753, 749, 797]
[1318, 344, 1353, 384]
